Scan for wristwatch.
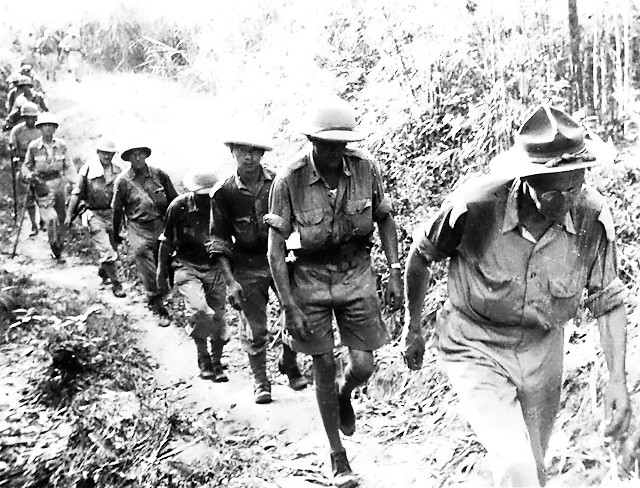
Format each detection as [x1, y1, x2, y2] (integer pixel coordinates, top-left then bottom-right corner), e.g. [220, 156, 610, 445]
[390, 262, 402, 270]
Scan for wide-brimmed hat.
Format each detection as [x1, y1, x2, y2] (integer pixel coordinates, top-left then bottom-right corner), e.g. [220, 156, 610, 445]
[121, 145, 151, 161]
[299, 98, 364, 142]
[182, 171, 219, 192]
[96, 137, 117, 153]
[35, 112, 58, 127]
[490, 105, 616, 179]
[223, 125, 273, 151]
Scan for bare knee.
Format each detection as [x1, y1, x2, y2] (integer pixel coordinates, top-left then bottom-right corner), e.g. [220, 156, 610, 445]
[348, 349, 374, 380]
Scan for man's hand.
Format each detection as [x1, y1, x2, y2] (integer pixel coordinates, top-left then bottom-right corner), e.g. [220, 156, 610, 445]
[604, 379, 632, 437]
[226, 279, 245, 311]
[63, 215, 73, 228]
[402, 325, 425, 370]
[156, 266, 170, 295]
[385, 270, 404, 312]
[284, 303, 312, 342]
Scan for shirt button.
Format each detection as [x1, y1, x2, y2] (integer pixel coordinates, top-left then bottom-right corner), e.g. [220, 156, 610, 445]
[530, 272, 536, 278]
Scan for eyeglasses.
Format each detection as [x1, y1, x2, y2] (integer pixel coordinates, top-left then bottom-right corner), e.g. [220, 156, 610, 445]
[525, 182, 585, 206]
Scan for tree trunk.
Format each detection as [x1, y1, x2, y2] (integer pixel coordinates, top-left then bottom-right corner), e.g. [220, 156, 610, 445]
[592, 5, 599, 113]
[614, 3, 624, 117]
[568, 0, 583, 110]
[623, 0, 631, 116]
[600, 10, 608, 118]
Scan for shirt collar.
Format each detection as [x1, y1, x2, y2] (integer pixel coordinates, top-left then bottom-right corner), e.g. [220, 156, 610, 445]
[234, 165, 272, 193]
[502, 178, 576, 235]
[36, 136, 59, 149]
[307, 151, 351, 185]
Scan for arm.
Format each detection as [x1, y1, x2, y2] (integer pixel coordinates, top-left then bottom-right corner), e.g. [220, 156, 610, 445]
[111, 179, 125, 245]
[21, 144, 36, 182]
[64, 194, 80, 226]
[156, 241, 173, 294]
[402, 245, 432, 370]
[218, 256, 245, 310]
[377, 213, 403, 311]
[598, 305, 632, 437]
[268, 227, 311, 341]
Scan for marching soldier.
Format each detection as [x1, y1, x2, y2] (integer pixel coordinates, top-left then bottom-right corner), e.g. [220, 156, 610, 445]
[22, 113, 77, 261]
[158, 171, 230, 381]
[65, 137, 126, 297]
[208, 127, 309, 405]
[112, 143, 178, 325]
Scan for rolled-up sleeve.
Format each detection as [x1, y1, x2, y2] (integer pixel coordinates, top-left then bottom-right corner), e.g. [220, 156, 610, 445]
[71, 165, 88, 197]
[265, 175, 293, 238]
[158, 201, 177, 250]
[584, 221, 628, 318]
[413, 203, 465, 262]
[370, 159, 392, 221]
[206, 196, 234, 259]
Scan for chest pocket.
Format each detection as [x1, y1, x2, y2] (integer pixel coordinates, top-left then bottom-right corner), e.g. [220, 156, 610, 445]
[344, 198, 373, 237]
[232, 216, 257, 245]
[296, 208, 326, 249]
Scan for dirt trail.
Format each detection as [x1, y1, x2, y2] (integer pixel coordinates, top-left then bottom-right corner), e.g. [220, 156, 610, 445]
[0, 70, 465, 488]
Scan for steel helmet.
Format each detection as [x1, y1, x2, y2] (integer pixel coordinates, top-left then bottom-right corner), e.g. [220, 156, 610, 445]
[223, 124, 273, 151]
[121, 144, 152, 161]
[15, 75, 33, 87]
[182, 171, 220, 192]
[20, 102, 39, 117]
[300, 98, 364, 142]
[35, 112, 59, 127]
[96, 137, 117, 153]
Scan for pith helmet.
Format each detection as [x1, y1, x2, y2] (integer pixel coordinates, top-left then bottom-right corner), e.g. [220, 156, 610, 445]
[20, 102, 39, 117]
[35, 112, 59, 127]
[20, 64, 33, 74]
[96, 137, 117, 153]
[120, 144, 152, 161]
[223, 125, 273, 151]
[300, 98, 364, 142]
[15, 75, 33, 87]
[182, 171, 219, 192]
[490, 105, 615, 178]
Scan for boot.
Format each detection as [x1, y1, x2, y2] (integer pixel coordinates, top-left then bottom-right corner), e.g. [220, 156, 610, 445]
[194, 338, 215, 380]
[330, 450, 359, 487]
[197, 353, 215, 380]
[248, 350, 271, 404]
[210, 339, 229, 383]
[50, 242, 65, 263]
[103, 262, 126, 298]
[278, 344, 308, 391]
[97, 264, 110, 284]
[148, 296, 170, 327]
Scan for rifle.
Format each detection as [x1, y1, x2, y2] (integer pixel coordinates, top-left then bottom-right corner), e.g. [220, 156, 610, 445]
[11, 188, 31, 258]
[10, 158, 18, 223]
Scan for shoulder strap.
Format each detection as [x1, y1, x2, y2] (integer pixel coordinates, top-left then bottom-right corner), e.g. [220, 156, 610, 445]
[127, 171, 165, 215]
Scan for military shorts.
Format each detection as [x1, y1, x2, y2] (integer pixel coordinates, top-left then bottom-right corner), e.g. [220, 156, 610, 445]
[290, 254, 388, 355]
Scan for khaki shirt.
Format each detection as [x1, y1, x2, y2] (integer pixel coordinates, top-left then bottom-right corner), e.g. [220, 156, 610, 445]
[266, 148, 392, 252]
[9, 122, 40, 160]
[112, 166, 178, 223]
[23, 136, 76, 183]
[160, 192, 215, 268]
[208, 166, 273, 259]
[72, 159, 123, 210]
[414, 177, 627, 328]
